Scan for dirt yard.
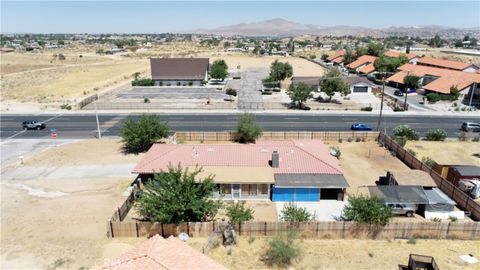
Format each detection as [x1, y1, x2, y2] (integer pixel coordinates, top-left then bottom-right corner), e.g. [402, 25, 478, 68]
[184, 236, 480, 270]
[0, 139, 143, 269]
[405, 141, 480, 165]
[326, 141, 409, 195]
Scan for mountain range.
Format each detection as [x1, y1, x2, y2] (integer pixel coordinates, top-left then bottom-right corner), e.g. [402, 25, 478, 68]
[187, 18, 479, 38]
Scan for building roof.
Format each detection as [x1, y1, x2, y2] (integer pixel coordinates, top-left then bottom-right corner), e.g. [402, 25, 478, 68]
[368, 185, 429, 204]
[346, 55, 377, 69]
[101, 235, 226, 270]
[150, 58, 209, 80]
[417, 57, 477, 71]
[424, 188, 455, 205]
[358, 63, 376, 74]
[383, 50, 418, 60]
[389, 170, 437, 187]
[193, 166, 275, 183]
[274, 173, 349, 188]
[332, 57, 344, 64]
[326, 50, 345, 61]
[451, 165, 480, 176]
[133, 140, 343, 178]
[386, 63, 480, 94]
[291, 76, 321, 87]
[345, 76, 376, 87]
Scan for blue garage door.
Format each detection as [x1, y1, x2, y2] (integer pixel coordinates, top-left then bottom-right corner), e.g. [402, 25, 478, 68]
[272, 187, 319, 202]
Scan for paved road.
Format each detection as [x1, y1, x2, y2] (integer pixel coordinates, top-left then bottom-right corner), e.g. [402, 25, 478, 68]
[1, 113, 479, 139]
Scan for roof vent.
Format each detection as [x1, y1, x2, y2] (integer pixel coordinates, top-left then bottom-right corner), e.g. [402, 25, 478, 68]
[271, 150, 279, 168]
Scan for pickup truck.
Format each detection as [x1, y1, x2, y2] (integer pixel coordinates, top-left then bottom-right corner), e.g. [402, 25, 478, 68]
[22, 120, 46, 130]
[387, 203, 416, 217]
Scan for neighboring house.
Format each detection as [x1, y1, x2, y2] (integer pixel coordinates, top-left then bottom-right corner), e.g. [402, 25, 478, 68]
[101, 234, 226, 270]
[291, 76, 321, 91]
[386, 170, 437, 188]
[332, 57, 345, 66]
[132, 140, 349, 202]
[150, 58, 209, 86]
[346, 55, 377, 74]
[345, 76, 376, 94]
[271, 50, 289, 57]
[416, 57, 479, 73]
[386, 63, 480, 98]
[447, 165, 480, 187]
[383, 50, 420, 64]
[326, 50, 346, 64]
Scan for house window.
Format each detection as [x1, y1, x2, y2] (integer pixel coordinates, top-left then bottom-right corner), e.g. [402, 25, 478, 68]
[221, 184, 232, 195]
[259, 184, 269, 195]
[249, 184, 257, 196]
[241, 184, 249, 196]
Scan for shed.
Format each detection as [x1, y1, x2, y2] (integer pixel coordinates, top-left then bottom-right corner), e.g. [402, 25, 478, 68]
[447, 165, 480, 186]
[387, 170, 437, 188]
[423, 188, 456, 212]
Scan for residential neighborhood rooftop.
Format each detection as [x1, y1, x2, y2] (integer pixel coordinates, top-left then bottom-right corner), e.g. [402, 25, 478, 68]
[346, 55, 377, 69]
[150, 58, 209, 81]
[416, 57, 477, 71]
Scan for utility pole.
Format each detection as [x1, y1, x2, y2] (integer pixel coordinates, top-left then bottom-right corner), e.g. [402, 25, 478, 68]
[94, 101, 102, 139]
[403, 71, 410, 111]
[469, 82, 476, 107]
[376, 72, 386, 131]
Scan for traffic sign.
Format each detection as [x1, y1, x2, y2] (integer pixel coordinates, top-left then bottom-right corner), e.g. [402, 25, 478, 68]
[51, 132, 58, 139]
[50, 128, 57, 132]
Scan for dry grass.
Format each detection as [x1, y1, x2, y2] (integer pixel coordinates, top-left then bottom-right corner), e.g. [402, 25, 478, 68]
[185, 236, 480, 270]
[405, 141, 480, 165]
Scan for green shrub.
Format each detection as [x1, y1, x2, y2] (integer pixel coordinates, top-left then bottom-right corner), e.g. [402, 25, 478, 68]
[330, 146, 341, 159]
[424, 129, 447, 141]
[393, 107, 404, 112]
[393, 136, 407, 147]
[120, 115, 169, 153]
[225, 201, 254, 223]
[188, 81, 193, 86]
[280, 202, 312, 222]
[143, 97, 150, 103]
[236, 113, 263, 143]
[176, 82, 181, 86]
[393, 125, 419, 140]
[60, 104, 72, 110]
[422, 156, 436, 168]
[407, 148, 417, 157]
[360, 106, 373, 111]
[342, 196, 393, 226]
[407, 237, 416, 245]
[263, 230, 301, 267]
[132, 79, 154, 86]
[426, 93, 440, 103]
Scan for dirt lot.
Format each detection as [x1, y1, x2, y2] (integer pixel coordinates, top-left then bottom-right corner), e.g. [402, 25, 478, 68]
[184, 236, 480, 270]
[405, 141, 480, 165]
[0, 139, 143, 269]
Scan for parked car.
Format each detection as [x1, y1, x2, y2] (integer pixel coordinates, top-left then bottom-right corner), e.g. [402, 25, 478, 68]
[394, 90, 404, 96]
[387, 203, 416, 217]
[22, 120, 46, 130]
[350, 123, 372, 131]
[461, 122, 480, 132]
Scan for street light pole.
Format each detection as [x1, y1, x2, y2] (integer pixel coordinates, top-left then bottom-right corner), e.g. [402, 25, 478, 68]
[469, 82, 476, 107]
[376, 72, 386, 131]
[94, 101, 102, 139]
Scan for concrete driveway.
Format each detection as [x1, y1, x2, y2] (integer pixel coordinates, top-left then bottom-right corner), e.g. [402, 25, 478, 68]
[227, 68, 267, 110]
[276, 200, 346, 221]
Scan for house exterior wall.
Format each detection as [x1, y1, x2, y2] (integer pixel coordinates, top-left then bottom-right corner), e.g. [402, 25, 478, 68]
[214, 183, 270, 200]
[154, 80, 203, 86]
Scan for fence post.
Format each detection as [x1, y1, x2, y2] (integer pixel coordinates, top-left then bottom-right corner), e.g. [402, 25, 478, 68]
[264, 222, 267, 236]
[136, 221, 139, 237]
[110, 221, 114, 238]
[316, 222, 319, 237]
[161, 223, 164, 237]
[117, 208, 121, 221]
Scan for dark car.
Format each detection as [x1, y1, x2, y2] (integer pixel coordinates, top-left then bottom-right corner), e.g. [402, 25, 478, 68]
[22, 120, 46, 130]
[394, 90, 404, 96]
[351, 123, 372, 131]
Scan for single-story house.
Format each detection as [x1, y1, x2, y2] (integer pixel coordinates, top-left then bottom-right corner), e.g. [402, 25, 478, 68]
[291, 76, 321, 91]
[101, 234, 226, 270]
[345, 76, 377, 94]
[416, 57, 479, 73]
[326, 50, 346, 64]
[346, 55, 377, 74]
[150, 58, 209, 86]
[383, 50, 420, 64]
[447, 165, 480, 187]
[386, 170, 437, 188]
[132, 140, 349, 202]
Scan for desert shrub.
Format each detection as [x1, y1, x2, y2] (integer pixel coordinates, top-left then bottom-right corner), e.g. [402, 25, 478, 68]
[449, 216, 458, 222]
[338, 138, 343, 143]
[330, 146, 341, 159]
[263, 230, 301, 267]
[473, 137, 480, 142]
[407, 237, 416, 245]
[280, 203, 312, 222]
[188, 81, 193, 86]
[60, 104, 72, 110]
[424, 129, 447, 141]
[393, 125, 419, 140]
[143, 97, 150, 103]
[426, 93, 440, 103]
[347, 137, 353, 142]
[176, 82, 181, 86]
[342, 196, 393, 226]
[360, 106, 373, 111]
[132, 79, 154, 86]
[393, 136, 407, 147]
[355, 137, 362, 142]
[248, 236, 255, 244]
[407, 148, 417, 157]
[225, 201, 254, 223]
[422, 156, 436, 168]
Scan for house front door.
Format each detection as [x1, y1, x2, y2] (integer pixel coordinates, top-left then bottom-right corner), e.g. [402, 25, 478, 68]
[232, 184, 240, 199]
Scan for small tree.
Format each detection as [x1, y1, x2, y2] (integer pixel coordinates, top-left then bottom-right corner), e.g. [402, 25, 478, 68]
[320, 68, 350, 101]
[393, 125, 419, 140]
[280, 202, 312, 222]
[58, 53, 66, 60]
[210, 59, 228, 81]
[236, 113, 263, 143]
[133, 72, 141, 80]
[263, 230, 301, 267]
[287, 82, 313, 109]
[225, 201, 254, 223]
[226, 88, 237, 101]
[403, 74, 421, 91]
[269, 60, 293, 81]
[424, 129, 447, 141]
[321, 54, 329, 61]
[135, 165, 221, 224]
[120, 115, 169, 153]
[342, 196, 393, 226]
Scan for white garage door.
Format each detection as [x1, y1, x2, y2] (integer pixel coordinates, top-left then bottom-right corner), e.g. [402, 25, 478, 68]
[353, 86, 369, 93]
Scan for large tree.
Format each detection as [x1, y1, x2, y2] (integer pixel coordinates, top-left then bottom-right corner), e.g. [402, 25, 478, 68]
[367, 42, 384, 56]
[120, 115, 169, 153]
[374, 55, 408, 73]
[403, 74, 421, 90]
[236, 113, 263, 143]
[342, 196, 393, 226]
[210, 59, 228, 80]
[343, 47, 356, 65]
[287, 82, 314, 109]
[269, 60, 293, 81]
[320, 68, 350, 101]
[135, 165, 221, 224]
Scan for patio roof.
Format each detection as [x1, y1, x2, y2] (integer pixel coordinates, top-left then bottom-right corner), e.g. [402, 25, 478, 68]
[274, 173, 349, 188]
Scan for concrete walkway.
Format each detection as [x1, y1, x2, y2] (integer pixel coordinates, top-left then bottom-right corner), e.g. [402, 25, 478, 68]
[228, 68, 267, 111]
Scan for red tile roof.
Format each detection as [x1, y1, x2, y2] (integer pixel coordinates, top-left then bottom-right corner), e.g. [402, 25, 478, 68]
[386, 63, 480, 94]
[332, 57, 344, 64]
[133, 140, 343, 175]
[383, 50, 418, 60]
[101, 235, 226, 270]
[358, 63, 376, 74]
[346, 55, 377, 69]
[327, 50, 345, 61]
[417, 57, 476, 71]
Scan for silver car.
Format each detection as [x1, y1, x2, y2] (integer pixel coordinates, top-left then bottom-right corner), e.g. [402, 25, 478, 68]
[461, 122, 480, 132]
[387, 203, 416, 217]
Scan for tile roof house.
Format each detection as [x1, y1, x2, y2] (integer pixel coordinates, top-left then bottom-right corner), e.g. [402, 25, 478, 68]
[101, 235, 226, 270]
[150, 58, 209, 86]
[387, 63, 480, 95]
[326, 50, 346, 64]
[291, 76, 321, 91]
[416, 57, 479, 73]
[345, 76, 376, 94]
[346, 55, 377, 74]
[133, 140, 349, 202]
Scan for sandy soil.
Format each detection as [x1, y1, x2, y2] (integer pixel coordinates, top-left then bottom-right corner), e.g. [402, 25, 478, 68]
[216, 201, 278, 222]
[326, 141, 409, 195]
[405, 141, 480, 165]
[0, 139, 143, 269]
[186, 236, 480, 270]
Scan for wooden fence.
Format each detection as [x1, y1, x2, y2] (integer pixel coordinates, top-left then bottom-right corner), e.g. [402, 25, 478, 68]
[107, 220, 480, 240]
[378, 132, 480, 221]
[175, 131, 380, 142]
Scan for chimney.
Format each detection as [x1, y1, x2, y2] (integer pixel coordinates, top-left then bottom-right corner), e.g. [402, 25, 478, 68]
[271, 151, 279, 168]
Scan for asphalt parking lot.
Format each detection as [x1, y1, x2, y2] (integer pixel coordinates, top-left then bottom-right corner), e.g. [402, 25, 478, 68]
[116, 87, 228, 100]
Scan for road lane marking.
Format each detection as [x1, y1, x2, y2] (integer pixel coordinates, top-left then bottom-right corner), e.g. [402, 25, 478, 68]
[284, 117, 300, 120]
[0, 114, 63, 144]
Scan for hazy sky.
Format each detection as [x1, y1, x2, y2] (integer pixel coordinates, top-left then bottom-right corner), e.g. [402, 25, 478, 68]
[2, 1, 479, 33]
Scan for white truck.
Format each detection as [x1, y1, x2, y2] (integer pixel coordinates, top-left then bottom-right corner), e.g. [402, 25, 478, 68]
[458, 179, 480, 199]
